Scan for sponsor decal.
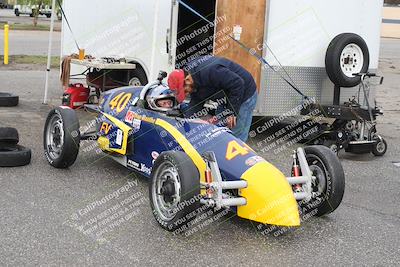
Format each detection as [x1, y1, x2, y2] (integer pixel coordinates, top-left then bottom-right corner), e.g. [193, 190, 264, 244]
[127, 159, 152, 175]
[124, 110, 155, 124]
[245, 156, 266, 167]
[141, 116, 156, 124]
[125, 111, 135, 124]
[116, 129, 123, 146]
[131, 119, 141, 132]
[100, 122, 112, 135]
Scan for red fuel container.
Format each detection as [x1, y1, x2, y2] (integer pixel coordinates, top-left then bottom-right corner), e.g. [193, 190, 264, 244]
[62, 83, 90, 109]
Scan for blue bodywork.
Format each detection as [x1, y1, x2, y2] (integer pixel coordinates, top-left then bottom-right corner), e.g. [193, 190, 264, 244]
[98, 86, 259, 181]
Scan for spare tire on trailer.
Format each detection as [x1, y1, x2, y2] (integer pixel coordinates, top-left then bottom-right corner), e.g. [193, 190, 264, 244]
[0, 93, 19, 107]
[0, 127, 19, 145]
[325, 33, 370, 88]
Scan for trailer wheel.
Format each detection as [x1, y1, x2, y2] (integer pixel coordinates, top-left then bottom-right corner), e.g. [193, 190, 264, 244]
[128, 65, 148, 86]
[325, 33, 369, 88]
[43, 107, 80, 169]
[372, 135, 387, 157]
[149, 151, 200, 232]
[301, 146, 345, 217]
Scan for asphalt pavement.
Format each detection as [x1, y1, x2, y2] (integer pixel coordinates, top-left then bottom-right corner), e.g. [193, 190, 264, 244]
[0, 9, 61, 56]
[0, 39, 399, 265]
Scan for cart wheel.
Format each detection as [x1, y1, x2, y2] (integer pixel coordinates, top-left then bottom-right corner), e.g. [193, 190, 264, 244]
[149, 151, 200, 232]
[372, 136, 387, 157]
[302, 146, 345, 217]
[43, 107, 80, 169]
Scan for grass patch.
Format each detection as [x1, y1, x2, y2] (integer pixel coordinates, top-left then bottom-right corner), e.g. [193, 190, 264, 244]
[0, 55, 60, 68]
[0, 23, 61, 32]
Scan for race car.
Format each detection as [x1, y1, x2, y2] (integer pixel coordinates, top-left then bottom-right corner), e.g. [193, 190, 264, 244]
[43, 72, 345, 232]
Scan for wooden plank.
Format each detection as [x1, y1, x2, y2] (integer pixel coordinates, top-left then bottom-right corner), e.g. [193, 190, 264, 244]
[214, 0, 267, 90]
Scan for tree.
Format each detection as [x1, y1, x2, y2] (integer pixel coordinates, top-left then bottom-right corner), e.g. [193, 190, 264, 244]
[18, 0, 52, 26]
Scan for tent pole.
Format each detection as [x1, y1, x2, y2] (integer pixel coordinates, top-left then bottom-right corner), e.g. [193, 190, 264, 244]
[43, 0, 57, 105]
[149, 0, 160, 82]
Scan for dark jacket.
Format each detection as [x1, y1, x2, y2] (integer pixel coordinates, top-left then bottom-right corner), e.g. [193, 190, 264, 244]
[184, 56, 257, 117]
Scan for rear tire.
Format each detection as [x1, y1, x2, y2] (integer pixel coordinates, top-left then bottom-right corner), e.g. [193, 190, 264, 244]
[149, 151, 200, 232]
[302, 146, 345, 217]
[43, 107, 80, 169]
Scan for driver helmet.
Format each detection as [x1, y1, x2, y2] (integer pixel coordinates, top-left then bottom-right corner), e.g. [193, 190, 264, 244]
[146, 85, 178, 112]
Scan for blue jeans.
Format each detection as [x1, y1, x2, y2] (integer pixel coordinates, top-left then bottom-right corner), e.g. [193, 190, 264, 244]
[232, 92, 258, 142]
[216, 92, 257, 142]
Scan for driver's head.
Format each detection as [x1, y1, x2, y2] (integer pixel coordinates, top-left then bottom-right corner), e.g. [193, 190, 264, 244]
[146, 85, 178, 112]
[168, 69, 193, 103]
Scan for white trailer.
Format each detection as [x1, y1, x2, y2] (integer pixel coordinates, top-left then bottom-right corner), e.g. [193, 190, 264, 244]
[60, 0, 384, 116]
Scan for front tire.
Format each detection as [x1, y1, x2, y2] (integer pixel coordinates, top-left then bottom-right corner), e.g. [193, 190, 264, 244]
[43, 107, 80, 169]
[149, 151, 200, 232]
[302, 146, 345, 217]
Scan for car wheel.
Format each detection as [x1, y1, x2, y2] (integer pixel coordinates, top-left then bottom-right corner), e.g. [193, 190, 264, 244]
[46, 14, 51, 18]
[149, 151, 200, 232]
[325, 33, 370, 88]
[43, 107, 80, 169]
[0, 127, 19, 145]
[0, 92, 19, 107]
[301, 145, 345, 217]
[372, 136, 387, 157]
[0, 144, 31, 167]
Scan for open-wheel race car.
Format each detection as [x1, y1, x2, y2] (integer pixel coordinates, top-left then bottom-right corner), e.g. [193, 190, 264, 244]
[43, 72, 345, 231]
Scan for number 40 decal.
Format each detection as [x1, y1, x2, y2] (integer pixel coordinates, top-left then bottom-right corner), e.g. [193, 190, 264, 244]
[225, 141, 254, 160]
[109, 92, 132, 113]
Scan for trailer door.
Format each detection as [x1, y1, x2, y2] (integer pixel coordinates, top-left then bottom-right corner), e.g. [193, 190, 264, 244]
[214, 0, 268, 90]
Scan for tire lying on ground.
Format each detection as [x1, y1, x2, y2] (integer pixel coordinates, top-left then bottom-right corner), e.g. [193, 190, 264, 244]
[0, 127, 19, 145]
[325, 33, 370, 88]
[0, 92, 19, 107]
[0, 145, 31, 167]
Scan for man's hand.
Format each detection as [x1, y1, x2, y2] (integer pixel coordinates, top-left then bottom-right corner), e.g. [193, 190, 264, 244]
[226, 115, 237, 129]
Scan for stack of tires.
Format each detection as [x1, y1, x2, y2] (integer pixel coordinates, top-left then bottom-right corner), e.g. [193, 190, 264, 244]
[0, 127, 31, 167]
[0, 93, 19, 107]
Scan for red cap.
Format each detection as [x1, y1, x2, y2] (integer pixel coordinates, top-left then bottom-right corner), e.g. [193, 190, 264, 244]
[168, 69, 185, 103]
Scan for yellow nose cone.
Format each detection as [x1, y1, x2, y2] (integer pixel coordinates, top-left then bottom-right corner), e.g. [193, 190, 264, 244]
[238, 162, 300, 227]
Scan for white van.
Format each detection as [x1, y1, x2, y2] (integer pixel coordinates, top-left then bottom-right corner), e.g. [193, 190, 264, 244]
[61, 0, 383, 116]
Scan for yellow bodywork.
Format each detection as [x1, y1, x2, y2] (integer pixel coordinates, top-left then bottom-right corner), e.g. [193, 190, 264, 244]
[238, 162, 300, 227]
[97, 113, 132, 155]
